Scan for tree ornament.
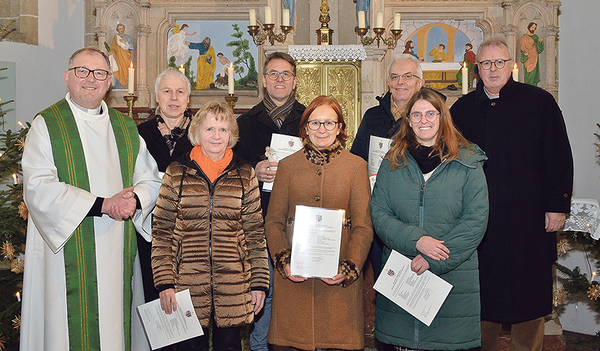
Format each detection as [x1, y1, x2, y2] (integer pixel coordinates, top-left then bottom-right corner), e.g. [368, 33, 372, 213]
[11, 315, 20, 331]
[1, 241, 15, 260]
[10, 259, 23, 274]
[553, 284, 567, 307]
[18, 201, 28, 220]
[557, 238, 571, 255]
[587, 285, 600, 300]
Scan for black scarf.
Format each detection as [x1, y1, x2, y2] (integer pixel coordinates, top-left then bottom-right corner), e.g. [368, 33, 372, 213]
[408, 144, 441, 174]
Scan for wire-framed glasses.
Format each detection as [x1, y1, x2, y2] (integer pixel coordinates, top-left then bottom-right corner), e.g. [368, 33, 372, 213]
[264, 71, 295, 81]
[388, 73, 421, 83]
[409, 110, 440, 123]
[307, 120, 339, 131]
[68, 67, 110, 81]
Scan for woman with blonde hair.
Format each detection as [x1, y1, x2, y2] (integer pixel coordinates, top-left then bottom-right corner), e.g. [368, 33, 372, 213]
[371, 88, 489, 350]
[152, 101, 269, 351]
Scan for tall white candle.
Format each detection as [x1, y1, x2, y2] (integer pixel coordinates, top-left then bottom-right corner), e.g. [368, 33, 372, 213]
[264, 7, 272, 24]
[282, 9, 290, 27]
[358, 11, 366, 29]
[512, 63, 519, 82]
[128, 63, 134, 94]
[249, 9, 256, 26]
[376, 13, 384, 29]
[393, 13, 401, 30]
[462, 62, 468, 95]
[228, 63, 235, 95]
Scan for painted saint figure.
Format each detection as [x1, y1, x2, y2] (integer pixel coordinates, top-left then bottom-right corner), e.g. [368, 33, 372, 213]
[520, 22, 544, 86]
[187, 37, 217, 90]
[429, 44, 447, 62]
[109, 23, 134, 87]
[215, 52, 232, 90]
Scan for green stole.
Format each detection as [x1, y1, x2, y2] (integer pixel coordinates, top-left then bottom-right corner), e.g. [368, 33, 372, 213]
[39, 99, 139, 351]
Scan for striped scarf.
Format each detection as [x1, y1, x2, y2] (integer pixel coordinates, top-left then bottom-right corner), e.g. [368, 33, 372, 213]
[263, 93, 295, 129]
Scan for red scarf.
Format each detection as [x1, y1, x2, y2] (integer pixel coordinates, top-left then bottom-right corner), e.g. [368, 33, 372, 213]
[190, 146, 233, 183]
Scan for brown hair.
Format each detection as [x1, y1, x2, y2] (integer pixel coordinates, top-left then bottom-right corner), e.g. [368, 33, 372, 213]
[263, 52, 297, 75]
[385, 89, 468, 170]
[299, 95, 348, 147]
[188, 101, 239, 148]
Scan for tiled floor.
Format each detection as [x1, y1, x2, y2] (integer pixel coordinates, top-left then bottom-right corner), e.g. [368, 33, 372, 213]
[564, 331, 599, 351]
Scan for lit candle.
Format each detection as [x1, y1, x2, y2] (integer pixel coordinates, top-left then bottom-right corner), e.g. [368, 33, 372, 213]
[179, 64, 185, 74]
[393, 13, 401, 30]
[282, 9, 290, 27]
[462, 62, 468, 95]
[512, 63, 519, 82]
[376, 13, 384, 29]
[249, 9, 256, 26]
[128, 62, 134, 94]
[264, 6, 272, 24]
[358, 11, 366, 29]
[16, 291, 20, 302]
[12, 173, 17, 185]
[228, 63, 235, 95]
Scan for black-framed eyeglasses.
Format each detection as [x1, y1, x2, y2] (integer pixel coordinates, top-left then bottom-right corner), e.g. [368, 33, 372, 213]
[68, 67, 110, 81]
[388, 73, 421, 83]
[409, 110, 440, 123]
[307, 120, 339, 131]
[477, 59, 512, 70]
[264, 71, 295, 81]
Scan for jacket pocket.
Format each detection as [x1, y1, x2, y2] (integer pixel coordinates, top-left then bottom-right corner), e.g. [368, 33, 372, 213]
[175, 238, 183, 276]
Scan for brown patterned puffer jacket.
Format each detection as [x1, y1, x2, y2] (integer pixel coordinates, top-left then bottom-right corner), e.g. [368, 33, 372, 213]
[151, 152, 269, 328]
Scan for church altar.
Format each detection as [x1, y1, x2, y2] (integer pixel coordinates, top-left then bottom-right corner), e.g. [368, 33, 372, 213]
[421, 62, 462, 90]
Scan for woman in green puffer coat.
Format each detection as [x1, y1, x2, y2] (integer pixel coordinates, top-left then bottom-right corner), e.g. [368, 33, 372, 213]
[370, 88, 489, 351]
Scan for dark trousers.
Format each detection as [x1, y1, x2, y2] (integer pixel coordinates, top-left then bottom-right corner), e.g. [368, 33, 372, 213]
[178, 325, 242, 351]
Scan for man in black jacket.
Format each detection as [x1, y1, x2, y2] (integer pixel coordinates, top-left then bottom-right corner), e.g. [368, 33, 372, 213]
[351, 54, 424, 276]
[450, 38, 573, 351]
[234, 51, 306, 351]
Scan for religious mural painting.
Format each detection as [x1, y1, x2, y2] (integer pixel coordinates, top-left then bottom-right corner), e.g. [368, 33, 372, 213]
[167, 20, 259, 91]
[397, 20, 483, 90]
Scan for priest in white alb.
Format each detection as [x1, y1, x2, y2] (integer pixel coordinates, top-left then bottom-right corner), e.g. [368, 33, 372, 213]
[20, 46, 161, 351]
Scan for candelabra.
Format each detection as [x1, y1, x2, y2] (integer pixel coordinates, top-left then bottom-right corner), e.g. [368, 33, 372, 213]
[248, 23, 293, 46]
[123, 94, 138, 119]
[355, 27, 402, 50]
[225, 94, 238, 110]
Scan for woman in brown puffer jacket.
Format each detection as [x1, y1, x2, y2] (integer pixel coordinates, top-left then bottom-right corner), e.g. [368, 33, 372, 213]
[151, 101, 269, 351]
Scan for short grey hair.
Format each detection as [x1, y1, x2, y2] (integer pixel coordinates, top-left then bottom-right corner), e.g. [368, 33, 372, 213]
[68, 47, 110, 72]
[388, 54, 423, 79]
[154, 67, 191, 96]
[477, 37, 513, 59]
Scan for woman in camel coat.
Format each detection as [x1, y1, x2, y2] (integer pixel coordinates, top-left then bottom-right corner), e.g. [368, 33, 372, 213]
[265, 96, 373, 350]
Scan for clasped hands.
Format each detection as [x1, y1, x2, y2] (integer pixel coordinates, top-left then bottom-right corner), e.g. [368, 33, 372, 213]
[101, 187, 137, 220]
[412, 236, 450, 276]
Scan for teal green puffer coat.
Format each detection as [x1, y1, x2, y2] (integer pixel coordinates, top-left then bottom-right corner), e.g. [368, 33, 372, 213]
[370, 144, 489, 350]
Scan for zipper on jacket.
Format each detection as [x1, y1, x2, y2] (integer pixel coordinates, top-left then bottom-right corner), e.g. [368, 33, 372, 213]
[419, 183, 425, 228]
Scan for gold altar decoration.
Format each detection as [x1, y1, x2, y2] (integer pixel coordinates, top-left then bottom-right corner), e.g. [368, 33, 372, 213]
[295, 61, 361, 147]
[355, 27, 402, 50]
[316, 0, 333, 45]
[123, 94, 138, 119]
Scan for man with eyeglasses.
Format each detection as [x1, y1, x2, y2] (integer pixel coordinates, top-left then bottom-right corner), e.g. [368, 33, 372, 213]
[351, 54, 424, 276]
[234, 51, 306, 351]
[451, 38, 573, 351]
[20, 46, 161, 351]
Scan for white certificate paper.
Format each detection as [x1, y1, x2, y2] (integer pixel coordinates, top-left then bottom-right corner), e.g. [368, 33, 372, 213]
[368, 136, 392, 191]
[137, 289, 203, 350]
[262, 133, 303, 192]
[290, 205, 344, 278]
[373, 250, 453, 327]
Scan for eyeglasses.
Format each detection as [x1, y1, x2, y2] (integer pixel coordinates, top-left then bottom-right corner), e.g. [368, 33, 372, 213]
[69, 67, 110, 81]
[264, 71, 295, 81]
[477, 59, 512, 70]
[388, 73, 421, 83]
[307, 120, 339, 131]
[409, 110, 440, 123]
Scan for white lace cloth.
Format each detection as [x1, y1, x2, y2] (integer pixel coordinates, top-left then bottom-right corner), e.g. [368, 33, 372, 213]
[288, 45, 367, 62]
[563, 198, 600, 240]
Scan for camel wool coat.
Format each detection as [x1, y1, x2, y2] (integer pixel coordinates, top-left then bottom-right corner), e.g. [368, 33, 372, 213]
[265, 148, 373, 350]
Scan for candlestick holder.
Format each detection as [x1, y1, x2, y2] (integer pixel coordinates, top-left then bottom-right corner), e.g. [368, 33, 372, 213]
[248, 23, 293, 46]
[355, 27, 402, 50]
[225, 94, 238, 110]
[123, 94, 138, 119]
